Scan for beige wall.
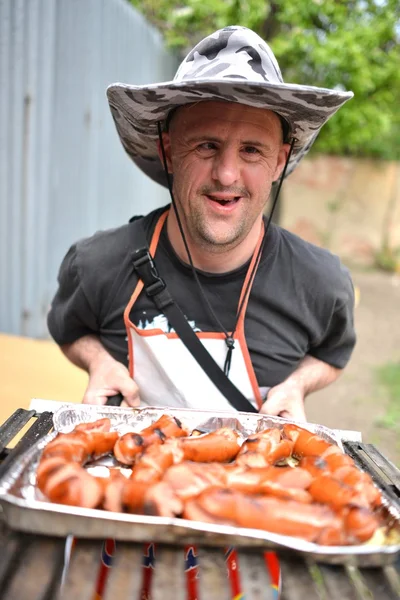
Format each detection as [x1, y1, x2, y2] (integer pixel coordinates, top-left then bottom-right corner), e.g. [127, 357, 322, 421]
[0, 334, 86, 424]
[281, 155, 400, 268]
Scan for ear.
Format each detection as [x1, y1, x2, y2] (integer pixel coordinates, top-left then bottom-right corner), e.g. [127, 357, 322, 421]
[157, 132, 173, 173]
[273, 143, 291, 182]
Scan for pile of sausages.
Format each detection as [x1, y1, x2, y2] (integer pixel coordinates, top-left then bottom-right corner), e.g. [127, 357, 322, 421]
[36, 415, 383, 546]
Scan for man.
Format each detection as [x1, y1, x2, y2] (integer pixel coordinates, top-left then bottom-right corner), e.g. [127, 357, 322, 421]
[48, 25, 356, 422]
[48, 26, 356, 600]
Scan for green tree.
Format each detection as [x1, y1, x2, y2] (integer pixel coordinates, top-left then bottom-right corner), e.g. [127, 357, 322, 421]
[130, 0, 400, 160]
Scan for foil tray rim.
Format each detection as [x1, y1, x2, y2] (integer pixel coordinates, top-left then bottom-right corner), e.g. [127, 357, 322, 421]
[1, 492, 400, 558]
[0, 405, 399, 566]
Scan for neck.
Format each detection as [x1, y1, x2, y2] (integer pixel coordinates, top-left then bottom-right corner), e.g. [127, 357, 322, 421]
[166, 212, 264, 273]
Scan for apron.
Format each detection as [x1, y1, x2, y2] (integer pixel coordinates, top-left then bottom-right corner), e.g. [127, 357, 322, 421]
[124, 209, 264, 412]
[91, 210, 281, 599]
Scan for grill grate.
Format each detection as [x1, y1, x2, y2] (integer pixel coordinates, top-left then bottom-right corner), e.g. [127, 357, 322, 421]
[0, 409, 53, 479]
[0, 409, 399, 600]
[344, 441, 400, 513]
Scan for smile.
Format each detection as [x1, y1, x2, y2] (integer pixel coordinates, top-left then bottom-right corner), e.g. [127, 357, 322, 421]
[208, 195, 241, 206]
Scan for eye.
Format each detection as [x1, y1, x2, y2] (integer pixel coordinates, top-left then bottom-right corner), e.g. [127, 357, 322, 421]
[242, 145, 260, 155]
[197, 142, 218, 152]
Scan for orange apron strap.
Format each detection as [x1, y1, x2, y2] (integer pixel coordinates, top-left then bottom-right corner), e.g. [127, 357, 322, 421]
[123, 210, 169, 377]
[234, 223, 265, 410]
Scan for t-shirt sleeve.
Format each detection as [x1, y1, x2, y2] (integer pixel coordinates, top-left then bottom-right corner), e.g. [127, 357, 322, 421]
[47, 243, 99, 345]
[308, 270, 356, 369]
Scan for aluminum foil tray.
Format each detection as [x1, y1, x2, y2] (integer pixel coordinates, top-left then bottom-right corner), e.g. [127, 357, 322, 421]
[0, 405, 399, 567]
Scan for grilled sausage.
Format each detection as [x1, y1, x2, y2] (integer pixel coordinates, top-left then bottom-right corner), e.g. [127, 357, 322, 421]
[36, 456, 69, 493]
[342, 506, 380, 543]
[35, 417, 383, 548]
[121, 480, 155, 514]
[140, 414, 188, 440]
[114, 432, 146, 464]
[42, 463, 103, 508]
[237, 428, 293, 467]
[184, 489, 345, 544]
[84, 431, 119, 459]
[75, 418, 112, 433]
[114, 415, 188, 465]
[283, 424, 332, 458]
[130, 442, 183, 483]
[143, 481, 184, 517]
[298, 456, 329, 478]
[180, 428, 241, 463]
[333, 466, 382, 507]
[100, 471, 128, 513]
[162, 462, 227, 501]
[41, 429, 117, 464]
[41, 432, 91, 463]
[308, 474, 370, 510]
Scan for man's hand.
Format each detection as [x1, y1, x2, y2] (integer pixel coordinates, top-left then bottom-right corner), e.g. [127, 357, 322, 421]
[83, 353, 140, 407]
[260, 355, 342, 422]
[60, 335, 140, 407]
[260, 381, 306, 421]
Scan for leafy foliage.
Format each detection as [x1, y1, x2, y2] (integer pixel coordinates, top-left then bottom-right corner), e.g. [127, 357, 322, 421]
[130, 0, 400, 159]
[375, 362, 400, 431]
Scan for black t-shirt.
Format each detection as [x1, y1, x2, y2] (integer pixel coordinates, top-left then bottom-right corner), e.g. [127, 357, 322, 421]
[47, 205, 356, 387]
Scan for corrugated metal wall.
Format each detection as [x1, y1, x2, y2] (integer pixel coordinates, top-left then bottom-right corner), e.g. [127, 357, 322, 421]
[0, 0, 177, 338]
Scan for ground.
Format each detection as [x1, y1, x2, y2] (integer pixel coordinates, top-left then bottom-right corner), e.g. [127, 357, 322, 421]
[306, 269, 400, 467]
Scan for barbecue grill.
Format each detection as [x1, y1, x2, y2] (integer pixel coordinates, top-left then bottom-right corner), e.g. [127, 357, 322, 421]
[0, 407, 399, 600]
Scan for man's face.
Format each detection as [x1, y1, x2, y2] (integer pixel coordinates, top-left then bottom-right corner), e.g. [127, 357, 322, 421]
[160, 101, 289, 252]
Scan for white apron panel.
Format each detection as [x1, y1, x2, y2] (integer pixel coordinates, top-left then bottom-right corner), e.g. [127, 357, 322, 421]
[129, 328, 258, 411]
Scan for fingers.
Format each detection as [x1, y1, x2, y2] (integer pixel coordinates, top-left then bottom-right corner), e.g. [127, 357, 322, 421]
[82, 382, 140, 407]
[81, 357, 141, 407]
[260, 389, 285, 415]
[82, 389, 109, 405]
[283, 404, 307, 422]
[118, 378, 140, 407]
[260, 388, 306, 422]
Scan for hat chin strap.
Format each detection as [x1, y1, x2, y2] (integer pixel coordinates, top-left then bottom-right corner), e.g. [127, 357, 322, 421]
[156, 120, 295, 376]
[263, 136, 296, 232]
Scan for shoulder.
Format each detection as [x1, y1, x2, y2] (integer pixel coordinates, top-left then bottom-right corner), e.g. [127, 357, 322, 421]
[273, 225, 354, 303]
[72, 205, 169, 276]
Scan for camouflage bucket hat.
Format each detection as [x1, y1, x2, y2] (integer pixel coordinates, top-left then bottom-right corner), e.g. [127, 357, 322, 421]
[107, 26, 353, 187]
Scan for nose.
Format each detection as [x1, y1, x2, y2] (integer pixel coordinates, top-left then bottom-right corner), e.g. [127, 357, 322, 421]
[211, 146, 240, 187]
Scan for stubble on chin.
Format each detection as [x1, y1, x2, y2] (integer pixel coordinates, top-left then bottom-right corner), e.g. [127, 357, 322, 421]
[190, 207, 247, 253]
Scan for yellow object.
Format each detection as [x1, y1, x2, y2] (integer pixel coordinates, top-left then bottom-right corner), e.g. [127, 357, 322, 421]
[354, 285, 361, 308]
[0, 333, 87, 423]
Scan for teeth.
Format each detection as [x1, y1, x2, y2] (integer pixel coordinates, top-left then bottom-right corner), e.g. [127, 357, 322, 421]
[208, 195, 240, 205]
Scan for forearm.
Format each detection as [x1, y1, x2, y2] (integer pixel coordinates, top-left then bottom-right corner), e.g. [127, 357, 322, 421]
[261, 355, 342, 420]
[284, 355, 342, 397]
[60, 334, 114, 373]
[61, 334, 139, 406]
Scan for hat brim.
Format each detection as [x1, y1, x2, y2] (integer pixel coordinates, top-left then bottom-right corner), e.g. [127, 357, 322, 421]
[107, 79, 353, 187]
